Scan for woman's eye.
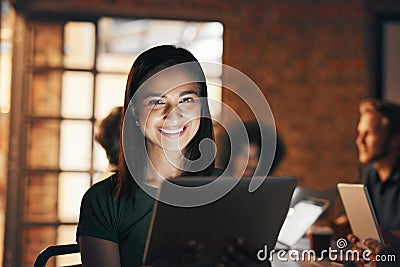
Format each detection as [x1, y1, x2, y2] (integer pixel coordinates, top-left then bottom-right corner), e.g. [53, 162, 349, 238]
[148, 99, 165, 105]
[180, 97, 197, 104]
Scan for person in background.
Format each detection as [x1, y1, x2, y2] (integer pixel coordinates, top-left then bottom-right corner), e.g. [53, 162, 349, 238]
[336, 99, 400, 267]
[221, 121, 286, 177]
[334, 99, 400, 231]
[355, 99, 400, 231]
[94, 106, 123, 181]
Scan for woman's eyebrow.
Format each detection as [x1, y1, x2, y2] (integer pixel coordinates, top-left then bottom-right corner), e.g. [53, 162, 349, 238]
[179, 90, 199, 97]
[142, 93, 164, 99]
[143, 90, 198, 99]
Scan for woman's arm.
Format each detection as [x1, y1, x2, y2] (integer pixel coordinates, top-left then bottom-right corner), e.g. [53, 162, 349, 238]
[79, 235, 121, 267]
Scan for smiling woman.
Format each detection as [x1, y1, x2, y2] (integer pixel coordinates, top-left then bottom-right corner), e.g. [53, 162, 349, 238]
[135, 79, 203, 186]
[77, 45, 216, 267]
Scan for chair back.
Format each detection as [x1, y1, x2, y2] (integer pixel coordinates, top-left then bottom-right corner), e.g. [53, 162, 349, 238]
[34, 243, 80, 267]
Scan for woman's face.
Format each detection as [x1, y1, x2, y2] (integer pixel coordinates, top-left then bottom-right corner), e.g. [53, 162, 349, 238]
[136, 69, 201, 154]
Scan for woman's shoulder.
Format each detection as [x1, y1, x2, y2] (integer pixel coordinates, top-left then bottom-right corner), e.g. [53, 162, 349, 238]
[82, 174, 116, 201]
[83, 174, 156, 207]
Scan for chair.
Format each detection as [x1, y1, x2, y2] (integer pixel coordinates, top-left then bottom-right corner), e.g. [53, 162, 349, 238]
[34, 243, 81, 267]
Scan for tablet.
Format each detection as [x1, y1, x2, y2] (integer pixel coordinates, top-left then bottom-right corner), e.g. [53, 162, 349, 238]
[277, 197, 330, 248]
[142, 176, 297, 267]
[337, 183, 384, 246]
[289, 187, 337, 218]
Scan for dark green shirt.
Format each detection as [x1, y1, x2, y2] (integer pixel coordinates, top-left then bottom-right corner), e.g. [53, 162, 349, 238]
[362, 163, 400, 230]
[77, 176, 156, 267]
[77, 170, 222, 267]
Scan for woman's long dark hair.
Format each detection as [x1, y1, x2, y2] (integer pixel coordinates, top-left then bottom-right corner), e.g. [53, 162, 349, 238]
[115, 45, 214, 201]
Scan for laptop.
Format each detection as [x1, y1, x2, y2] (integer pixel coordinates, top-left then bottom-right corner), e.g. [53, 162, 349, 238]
[142, 176, 297, 267]
[337, 183, 384, 247]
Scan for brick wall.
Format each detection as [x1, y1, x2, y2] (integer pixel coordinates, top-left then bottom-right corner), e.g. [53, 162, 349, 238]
[22, 0, 400, 189]
[223, 0, 372, 188]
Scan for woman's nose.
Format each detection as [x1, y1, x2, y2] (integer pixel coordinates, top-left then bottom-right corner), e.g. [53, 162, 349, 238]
[164, 104, 183, 122]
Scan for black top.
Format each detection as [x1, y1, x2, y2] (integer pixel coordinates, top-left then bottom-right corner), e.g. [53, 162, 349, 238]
[362, 162, 400, 230]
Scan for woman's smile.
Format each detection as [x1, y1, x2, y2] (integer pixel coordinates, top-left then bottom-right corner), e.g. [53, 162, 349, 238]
[158, 126, 185, 136]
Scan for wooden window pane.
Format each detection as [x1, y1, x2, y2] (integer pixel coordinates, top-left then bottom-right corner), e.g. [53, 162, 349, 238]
[64, 22, 95, 69]
[22, 226, 57, 267]
[61, 71, 94, 119]
[28, 70, 62, 117]
[94, 74, 125, 119]
[58, 172, 90, 222]
[24, 173, 58, 222]
[59, 120, 92, 171]
[30, 22, 63, 67]
[26, 120, 60, 169]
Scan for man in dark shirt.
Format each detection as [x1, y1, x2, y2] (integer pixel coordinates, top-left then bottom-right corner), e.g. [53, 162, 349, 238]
[355, 99, 400, 230]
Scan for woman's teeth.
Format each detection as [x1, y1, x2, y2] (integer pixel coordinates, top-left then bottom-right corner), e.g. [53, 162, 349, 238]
[159, 127, 184, 134]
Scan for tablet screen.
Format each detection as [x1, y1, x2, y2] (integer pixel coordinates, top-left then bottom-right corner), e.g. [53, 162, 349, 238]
[337, 183, 384, 246]
[277, 198, 329, 248]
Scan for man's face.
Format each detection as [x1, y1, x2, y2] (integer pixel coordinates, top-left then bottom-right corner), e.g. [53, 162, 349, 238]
[355, 113, 391, 164]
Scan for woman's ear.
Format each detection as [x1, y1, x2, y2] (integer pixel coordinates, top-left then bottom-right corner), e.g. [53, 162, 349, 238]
[129, 105, 137, 120]
[130, 106, 140, 127]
